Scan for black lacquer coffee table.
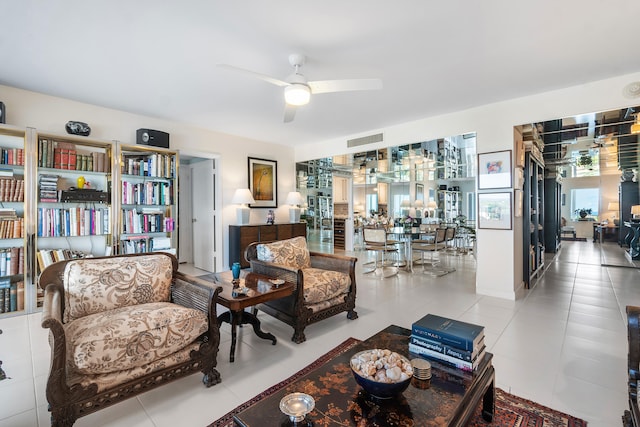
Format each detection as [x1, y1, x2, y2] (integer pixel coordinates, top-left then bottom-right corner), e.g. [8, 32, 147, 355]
[233, 325, 495, 426]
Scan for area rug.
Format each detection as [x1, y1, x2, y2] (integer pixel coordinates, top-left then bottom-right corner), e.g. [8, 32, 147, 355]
[208, 337, 587, 427]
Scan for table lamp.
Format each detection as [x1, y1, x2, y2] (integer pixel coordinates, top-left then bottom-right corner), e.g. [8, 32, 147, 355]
[231, 189, 255, 225]
[427, 200, 438, 218]
[285, 191, 304, 223]
[632, 205, 640, 221]
[608, 201, 619, 224]
[414, 200, 424, 218]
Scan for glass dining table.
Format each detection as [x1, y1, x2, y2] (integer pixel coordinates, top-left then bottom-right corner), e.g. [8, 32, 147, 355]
[386, 226, 438, 272]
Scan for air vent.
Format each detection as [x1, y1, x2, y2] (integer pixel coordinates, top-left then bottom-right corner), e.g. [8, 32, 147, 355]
[347, 133, 383, 148]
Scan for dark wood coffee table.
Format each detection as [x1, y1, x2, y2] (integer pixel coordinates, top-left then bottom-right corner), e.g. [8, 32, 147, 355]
[233, 325, 495, 426]
[214, 271, 294, 362]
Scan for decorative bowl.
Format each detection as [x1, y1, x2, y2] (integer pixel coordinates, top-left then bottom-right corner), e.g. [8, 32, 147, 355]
[279, 392, 315, 422]
[350, 349, 413, 399]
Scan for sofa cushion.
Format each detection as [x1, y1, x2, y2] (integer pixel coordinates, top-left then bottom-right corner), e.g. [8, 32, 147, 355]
[63, 254, 174, 323]
[256, 236, 311, 270]
[301, 267, 351, 304]
[64, 302, 208, 374]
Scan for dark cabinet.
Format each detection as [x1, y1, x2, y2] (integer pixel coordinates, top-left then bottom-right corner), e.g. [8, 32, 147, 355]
[619, 181, 639, 246]
[523, 152, 545, 288]
[333, 218, 345, 249]
[229, 223, 307, 268]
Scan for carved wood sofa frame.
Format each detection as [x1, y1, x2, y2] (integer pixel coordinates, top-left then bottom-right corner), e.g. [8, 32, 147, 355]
[39, 252, 223, 427]
[245, 241, 357, 344]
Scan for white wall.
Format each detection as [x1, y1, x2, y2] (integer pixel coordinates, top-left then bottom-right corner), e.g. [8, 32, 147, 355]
[0, 84, 295, 271]
[294, 71, 640, 299]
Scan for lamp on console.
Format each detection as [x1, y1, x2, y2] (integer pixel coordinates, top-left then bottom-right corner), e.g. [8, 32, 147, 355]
[426, 200, 438, 218]
[285, 191, 304, 223]
[632, 205, 640, 221]
[608, 201, 620, 225]
[231, 189, 255, 225]
[414, 200, 424, 218]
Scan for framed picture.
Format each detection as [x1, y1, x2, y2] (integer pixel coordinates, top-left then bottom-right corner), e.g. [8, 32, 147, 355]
[307, 196, 315, 208]
[478, 192, 512, 229]
[248, 157, 277, 208]
[478, 150, 512, 189]
[415, 183, 424, 202]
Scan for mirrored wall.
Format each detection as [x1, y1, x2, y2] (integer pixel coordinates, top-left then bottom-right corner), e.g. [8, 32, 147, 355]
[539, 106, 640, 268]
[296, 133, 477, 248]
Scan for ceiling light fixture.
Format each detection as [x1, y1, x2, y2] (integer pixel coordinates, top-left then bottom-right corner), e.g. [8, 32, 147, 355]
[284, 83, 311, 106]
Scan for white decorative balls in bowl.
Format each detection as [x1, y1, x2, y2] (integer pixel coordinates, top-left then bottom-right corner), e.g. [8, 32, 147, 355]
[350, 349, 413, 399]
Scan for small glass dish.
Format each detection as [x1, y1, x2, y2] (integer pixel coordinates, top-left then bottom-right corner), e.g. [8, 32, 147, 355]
[279, 392, 315, 423]
[269, 278, 285, 286]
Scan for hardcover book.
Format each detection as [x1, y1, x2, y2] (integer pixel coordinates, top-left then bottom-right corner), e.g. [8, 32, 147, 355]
[412, 314, 484, 351]
[410, 334, 485, 362]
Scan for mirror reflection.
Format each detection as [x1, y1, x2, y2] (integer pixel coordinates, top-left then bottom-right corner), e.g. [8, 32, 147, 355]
[533, 106, 640, 269]
[296, 134, 477, 255]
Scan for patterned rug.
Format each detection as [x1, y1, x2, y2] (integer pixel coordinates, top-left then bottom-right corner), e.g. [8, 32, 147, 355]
[208, 337, 587, 427]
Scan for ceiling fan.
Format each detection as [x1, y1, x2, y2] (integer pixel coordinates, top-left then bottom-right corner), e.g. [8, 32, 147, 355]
[218, 54, 383, 123]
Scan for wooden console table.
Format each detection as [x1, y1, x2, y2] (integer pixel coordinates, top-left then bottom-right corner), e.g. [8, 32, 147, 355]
[229, 223, 306, 268]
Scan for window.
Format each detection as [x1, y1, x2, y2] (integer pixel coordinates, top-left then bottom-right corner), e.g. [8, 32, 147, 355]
[571, 188, 599, 219]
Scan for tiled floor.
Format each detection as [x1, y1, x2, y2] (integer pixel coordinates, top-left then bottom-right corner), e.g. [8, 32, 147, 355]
[0, 240, 636, 427]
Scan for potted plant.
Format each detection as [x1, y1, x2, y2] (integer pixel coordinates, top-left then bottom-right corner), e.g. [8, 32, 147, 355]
[574, 208, 592, 219]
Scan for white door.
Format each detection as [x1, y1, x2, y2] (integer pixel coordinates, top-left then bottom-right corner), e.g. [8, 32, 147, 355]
[191, 160, 216, 272]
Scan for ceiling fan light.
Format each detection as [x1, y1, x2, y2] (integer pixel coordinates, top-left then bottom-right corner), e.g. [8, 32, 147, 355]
[285, 84, 311, 106]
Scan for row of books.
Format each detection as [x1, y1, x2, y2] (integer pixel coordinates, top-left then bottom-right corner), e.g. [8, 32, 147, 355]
[37, 207, 111, 237]
[0, 279, 24, 313]
[36, 248, 88, 274]
[0, 208, 24, 239]
[122, 154, 176, 178]
[122, 209, 174, 234]
[0, 148, 24, 166]
[0, 247, 25, 277]
[38, 139, 110, 172]
[409, 314, 485, 371]
[121, 180, 174, 206]
[120, 236, 173, 254]
[0, 177, 25, 202]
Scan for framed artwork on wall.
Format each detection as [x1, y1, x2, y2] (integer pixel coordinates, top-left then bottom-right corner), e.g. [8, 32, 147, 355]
[478, 192, 512, 229]
[248, 157, 277, 208]
[478, 150, 512, 189]
[415, 183, 424, 202]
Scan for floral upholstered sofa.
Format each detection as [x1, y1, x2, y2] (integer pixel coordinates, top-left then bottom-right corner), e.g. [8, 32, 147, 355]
[245, 236, 357, 343]
[39, 252, 222, 426]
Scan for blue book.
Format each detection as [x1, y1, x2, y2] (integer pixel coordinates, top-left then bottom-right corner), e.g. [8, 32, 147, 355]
[410, 334, 484, 362]
[412, 314, 484, 352]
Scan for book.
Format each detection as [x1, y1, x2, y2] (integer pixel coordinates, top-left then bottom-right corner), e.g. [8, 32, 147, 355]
[408, 342, 484, 371]
[412, 314, 484, 352]
[410, 334, 485, 362]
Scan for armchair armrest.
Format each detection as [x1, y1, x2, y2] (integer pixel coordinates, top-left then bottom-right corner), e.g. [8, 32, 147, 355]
[174, 272, 223, 343]
[249, 260, 301, 287]
[309, 251, 357, 275]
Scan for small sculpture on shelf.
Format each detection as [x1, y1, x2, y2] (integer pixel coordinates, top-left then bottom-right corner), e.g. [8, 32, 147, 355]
[65, 121, 91, 136]
[266, 210, 275, 225]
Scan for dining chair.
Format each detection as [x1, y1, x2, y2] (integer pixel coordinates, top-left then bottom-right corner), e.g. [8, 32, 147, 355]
[363, 227, 400, 277]
[411, 228, 455, 276]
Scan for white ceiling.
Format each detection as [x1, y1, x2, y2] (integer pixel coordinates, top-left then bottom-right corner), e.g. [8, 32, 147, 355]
[1, 1, 640, 147]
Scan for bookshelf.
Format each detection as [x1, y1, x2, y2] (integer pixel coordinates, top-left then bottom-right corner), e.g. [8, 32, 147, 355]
[523, 151, 545, 288]
[0, 125, 27, 316]
[34, 132, 114, 307]
[116, 144, 178, 256]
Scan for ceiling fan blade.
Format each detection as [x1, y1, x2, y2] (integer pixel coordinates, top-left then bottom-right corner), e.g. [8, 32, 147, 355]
[308, 78, 382, 94]
[284, 104, 297, 123]
[217, 64, 289, 87]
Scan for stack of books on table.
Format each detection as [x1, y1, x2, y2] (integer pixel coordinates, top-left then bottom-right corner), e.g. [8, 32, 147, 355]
[408, 314, 485, 371]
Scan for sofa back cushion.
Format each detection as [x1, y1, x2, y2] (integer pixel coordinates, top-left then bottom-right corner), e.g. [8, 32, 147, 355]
[256, 236, 311, 270]
[64, 254, 174, 323]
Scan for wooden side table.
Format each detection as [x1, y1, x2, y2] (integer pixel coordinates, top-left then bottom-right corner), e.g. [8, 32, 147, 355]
[213, 271, 294, 362]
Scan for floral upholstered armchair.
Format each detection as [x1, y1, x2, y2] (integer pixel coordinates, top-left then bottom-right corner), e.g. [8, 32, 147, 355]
[245, 236, 358, 343]
[39, 252, 222, 427]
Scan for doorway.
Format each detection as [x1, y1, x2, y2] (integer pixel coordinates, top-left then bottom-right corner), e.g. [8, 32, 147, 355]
[179, 154, 221, 272]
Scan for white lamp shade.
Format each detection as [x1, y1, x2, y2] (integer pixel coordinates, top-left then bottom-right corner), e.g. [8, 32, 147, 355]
[284, 84, 311, 106]
[632, 205, 640, 216]
[414, 200, 424, 209]
[427, 200, 438, 210]
[285, 191, 304, 206]
[608, 202, 619, 211]
[231, 188, 255, 205]
[400, 199, 411, 208]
